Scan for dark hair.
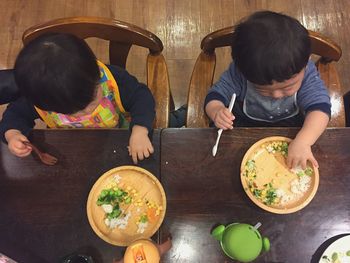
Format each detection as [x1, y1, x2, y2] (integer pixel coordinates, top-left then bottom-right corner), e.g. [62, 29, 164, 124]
[14, 33, 100, 114]
[231, 11, 311, 85]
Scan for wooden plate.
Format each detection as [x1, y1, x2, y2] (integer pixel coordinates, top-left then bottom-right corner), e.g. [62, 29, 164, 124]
[240, 136, 319, 214]
[87, 166, 166, 246]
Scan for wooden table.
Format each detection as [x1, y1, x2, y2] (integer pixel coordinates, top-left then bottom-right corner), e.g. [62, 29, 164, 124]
[0, 129, 160, 263]
[1, 128, 350, 262]
[160, 128, 350, 263]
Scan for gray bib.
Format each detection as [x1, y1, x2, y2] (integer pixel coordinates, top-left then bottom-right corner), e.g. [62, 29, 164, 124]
[243, 81, 299, 122]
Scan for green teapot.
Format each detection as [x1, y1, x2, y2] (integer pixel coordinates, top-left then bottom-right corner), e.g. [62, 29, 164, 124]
[211, 222, 270, 262]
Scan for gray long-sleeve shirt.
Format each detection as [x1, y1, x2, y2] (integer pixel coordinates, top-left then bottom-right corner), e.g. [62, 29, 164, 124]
[205, 60, 331, 126]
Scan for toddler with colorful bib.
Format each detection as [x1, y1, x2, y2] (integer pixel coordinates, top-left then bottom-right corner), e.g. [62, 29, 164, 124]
[0, 33, 155, 164]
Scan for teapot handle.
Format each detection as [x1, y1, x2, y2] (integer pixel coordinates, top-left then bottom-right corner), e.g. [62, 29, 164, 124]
[262, 237, 270, 252]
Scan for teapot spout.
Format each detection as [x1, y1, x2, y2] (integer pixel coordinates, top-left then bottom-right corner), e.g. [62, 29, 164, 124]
[211, 225, 225, 241]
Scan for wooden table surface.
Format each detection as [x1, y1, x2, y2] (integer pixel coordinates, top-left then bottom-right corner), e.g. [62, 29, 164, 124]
[160, 128, 350, 263]
[1, 128, 349, 263]
[0, 129, 160, 263]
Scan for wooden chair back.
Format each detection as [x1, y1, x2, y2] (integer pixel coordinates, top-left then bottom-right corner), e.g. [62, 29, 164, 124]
[187, 27, 344, 127]
[22, 16, 171, 128]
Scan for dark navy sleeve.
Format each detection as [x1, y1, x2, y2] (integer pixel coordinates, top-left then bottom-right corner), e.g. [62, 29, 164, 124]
[0, 97, 38, 143]
[204, 92, 226, 107]
[297, 60, 331, 117]
[0, 69, 20, 104]
[107, 65, 155, 133]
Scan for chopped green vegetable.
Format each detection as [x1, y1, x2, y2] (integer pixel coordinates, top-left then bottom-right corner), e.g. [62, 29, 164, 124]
[305, 167, 313, 176]
[346, 250, 350, 256]
[140, 215, 148, 223]
[268, 141, 289, 155]
[251, 182, 278, 206]
[107, 205, 121, 219]
[97, 187, 131, 220]
[321, 255, 331, 262]
[296, 171, 304, 177]
[124, 196, 132, 204]
[279, 142, 289, 156]
[97, 188, 128, 205]
[265, 188, 277, 205]
[295, 167, 313, 178]
[253, 189, 262, 197]
[332, 252, 338, 261]
[246, 159, 256, 170]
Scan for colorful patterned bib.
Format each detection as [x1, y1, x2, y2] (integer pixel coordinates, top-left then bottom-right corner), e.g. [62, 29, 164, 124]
[35, 61, 130, 129]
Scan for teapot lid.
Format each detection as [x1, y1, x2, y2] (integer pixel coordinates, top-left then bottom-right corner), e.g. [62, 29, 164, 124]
[221, 223, 263, 262]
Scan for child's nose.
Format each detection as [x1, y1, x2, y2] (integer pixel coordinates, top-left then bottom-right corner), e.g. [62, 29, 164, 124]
[272, 90, 284, 99]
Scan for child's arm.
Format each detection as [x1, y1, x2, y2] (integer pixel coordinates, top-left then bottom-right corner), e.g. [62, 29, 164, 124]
[128, 125, 154, 164]
[205, 100, 235, 130]
[5, 129, 32, 157]
[108, 65, 155, 133]
[287, 110, 329, 169]
[108, 65, 155, 163]
[288, 61, 331, 169]
[0, 97, 38, 157]
[204, 62, 244, 129]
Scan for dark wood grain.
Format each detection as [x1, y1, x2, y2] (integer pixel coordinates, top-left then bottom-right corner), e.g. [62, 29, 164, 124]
[0, 129, 160, 263]
[1, 128, 349, 262]
[160, 128, 350, 263]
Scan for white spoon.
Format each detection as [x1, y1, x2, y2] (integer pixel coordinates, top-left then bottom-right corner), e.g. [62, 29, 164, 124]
[212, 93, 237, 157]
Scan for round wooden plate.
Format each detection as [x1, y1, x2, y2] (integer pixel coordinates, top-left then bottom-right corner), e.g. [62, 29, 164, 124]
[87, 166, 166, 246]
[240, 136, 319, 214]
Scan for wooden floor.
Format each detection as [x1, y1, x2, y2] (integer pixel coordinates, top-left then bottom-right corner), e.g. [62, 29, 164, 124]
[0, 0, 349, 110]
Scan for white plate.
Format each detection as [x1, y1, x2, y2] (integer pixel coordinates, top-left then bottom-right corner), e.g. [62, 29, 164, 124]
[319, 235, 350, 263]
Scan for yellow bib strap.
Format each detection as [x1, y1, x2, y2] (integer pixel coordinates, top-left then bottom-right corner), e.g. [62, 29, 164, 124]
[35, 106, 57, 128]
[96, 60, 126, 113]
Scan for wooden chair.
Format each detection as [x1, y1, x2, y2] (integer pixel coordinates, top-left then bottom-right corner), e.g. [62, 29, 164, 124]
[22, 16, 171, 128]
[186, 27, 345, 127]
[344, 91, 350, 127]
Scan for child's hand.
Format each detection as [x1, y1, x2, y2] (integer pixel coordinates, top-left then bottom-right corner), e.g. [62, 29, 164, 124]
[287, 138, 319, 170]
[5, 129, 32, 157]
[205, 100, 235, 130]
[213, 106, 235, 130]
[128, 125, 154, 164]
